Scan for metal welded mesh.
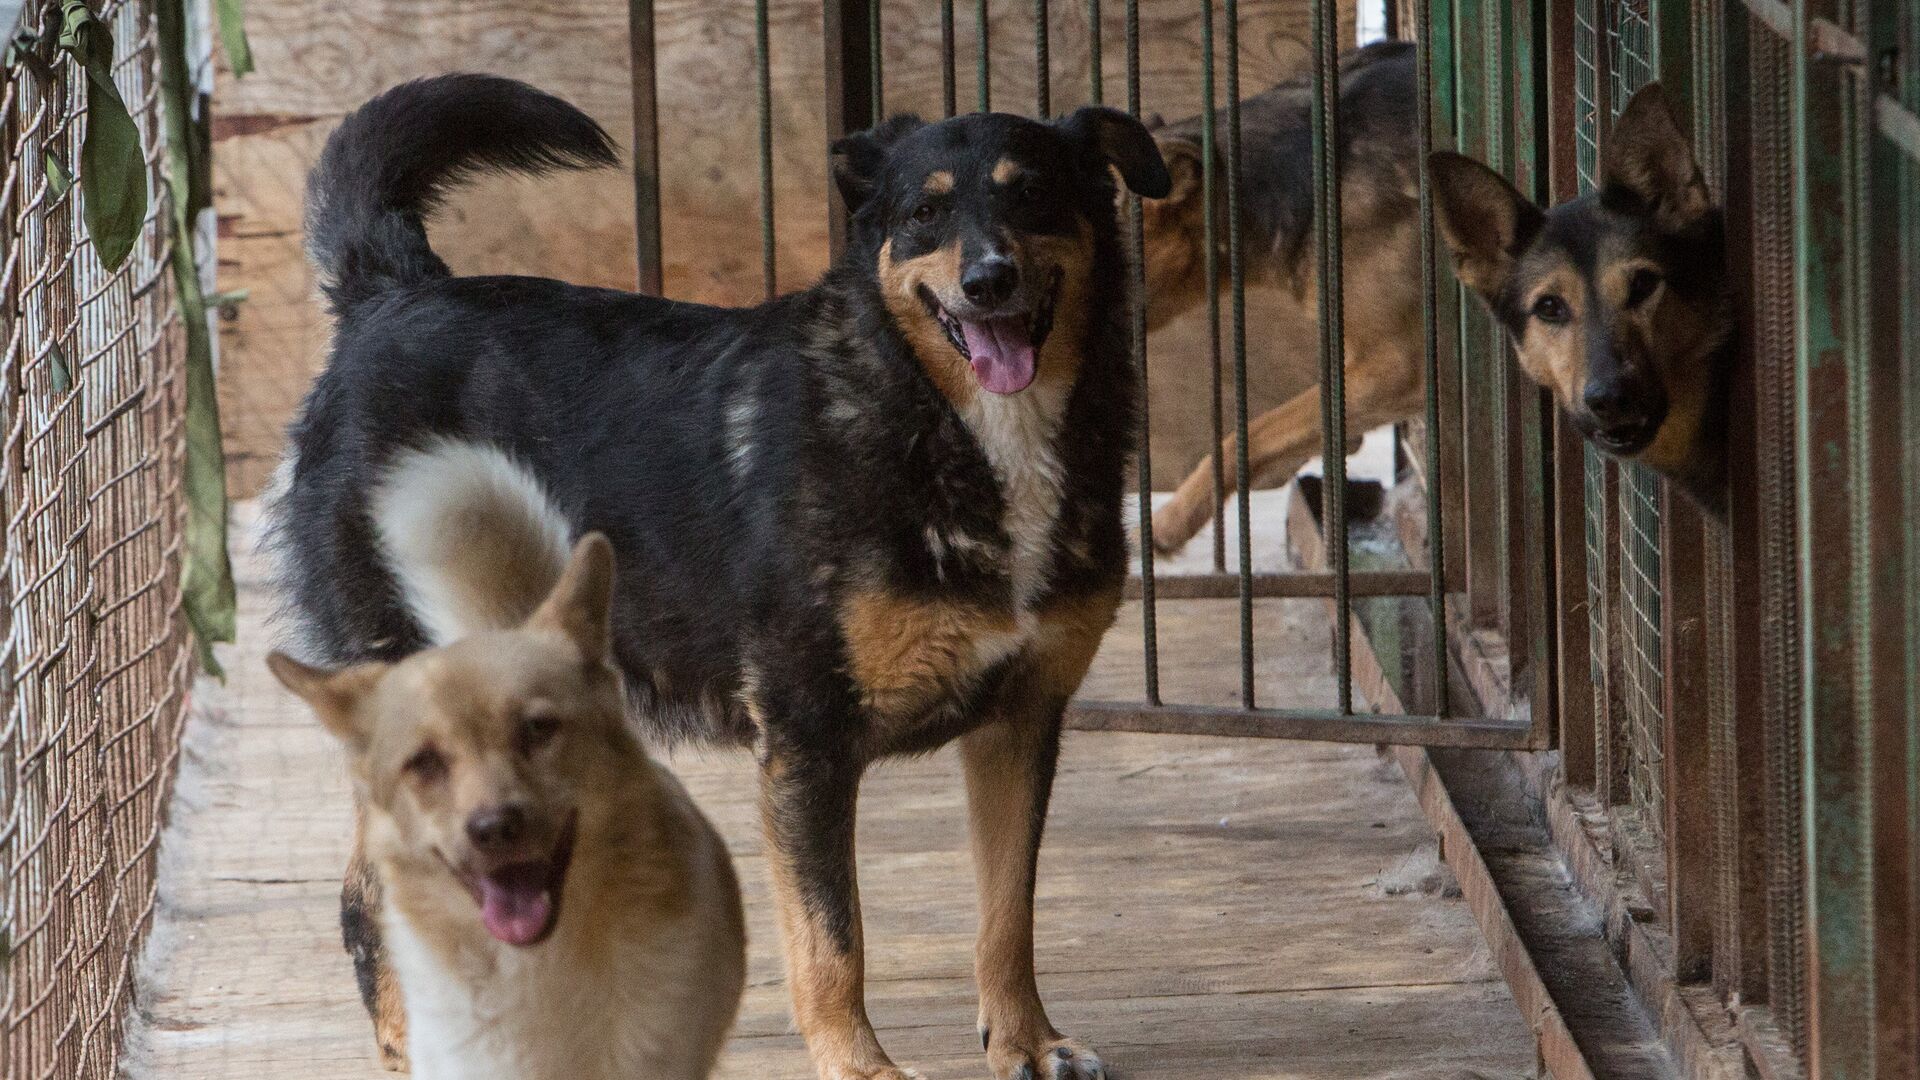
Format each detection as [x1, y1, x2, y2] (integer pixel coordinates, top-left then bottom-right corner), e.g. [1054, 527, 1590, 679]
[0, 4, 198, 1078]
[1573, 0, 1667, 850]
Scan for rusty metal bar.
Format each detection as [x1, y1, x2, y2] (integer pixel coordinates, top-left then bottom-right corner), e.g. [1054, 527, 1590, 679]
[942, 0, 958, 117]
[1124, 0, 1158, 705]
[1225, 0, 1253, 709]
[1123, 570, 1436, 601]
[823, 0, 878, 258]
[627, 0, 663, 294]
[1792, 0, 1874, 1065]
[1309, 0, 1349, 715]
[1659, 496, 1714, 982]
[1065, 700, 1534, 748]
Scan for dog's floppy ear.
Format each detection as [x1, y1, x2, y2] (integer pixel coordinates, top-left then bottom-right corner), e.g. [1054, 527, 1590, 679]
[830, 114, 927, 215]
[1058, 106, 1173, 198]
[267, 652, 387, 750]
[1428, 150, 1546, 301]
[1600, 82, 1711, 228]
[527, 532, 616, 662]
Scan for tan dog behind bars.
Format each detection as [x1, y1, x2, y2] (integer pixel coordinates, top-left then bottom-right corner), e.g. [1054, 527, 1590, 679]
[1140, 42, 1424, 553]
[269, 443, 746, 1079]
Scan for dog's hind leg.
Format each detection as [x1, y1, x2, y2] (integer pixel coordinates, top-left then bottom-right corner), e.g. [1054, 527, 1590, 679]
[342, 806, 408, 1071]
[962, 589, 1118, 1080]
[758, 747, 915, 1080]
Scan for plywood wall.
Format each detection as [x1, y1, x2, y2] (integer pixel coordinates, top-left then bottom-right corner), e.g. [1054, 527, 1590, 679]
[215, 0, 1354, 496]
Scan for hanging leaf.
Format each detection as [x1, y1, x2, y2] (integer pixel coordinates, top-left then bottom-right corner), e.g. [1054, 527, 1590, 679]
[47, 340, 71, 395]
[58, 0, 149, 271]
[215, 0, 253, 76]
[156, 0, 236, 676]
[44, 151, 73, 198]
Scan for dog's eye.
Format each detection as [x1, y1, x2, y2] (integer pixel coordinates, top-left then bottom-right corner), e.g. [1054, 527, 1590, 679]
[911, 202, 939, 225]
[518, 713, 560, 754]
[403, 745, 447, 784]
[1626, 268, 1662, 307]
[1018, 179, 1043, 203]
[1531, 294, 1570, 325]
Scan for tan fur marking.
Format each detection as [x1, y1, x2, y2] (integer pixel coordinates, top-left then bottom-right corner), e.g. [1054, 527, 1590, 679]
[923, 170, 955, 195]
[839, 589, 1018, 719]
[878, 239, 976, 406]
[1510, 260, 1591, 414]
[991, 157, 1021, 185]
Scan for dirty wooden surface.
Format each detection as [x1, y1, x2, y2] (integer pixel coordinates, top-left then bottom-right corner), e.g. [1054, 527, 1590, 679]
[124, 507, 1534, 1079]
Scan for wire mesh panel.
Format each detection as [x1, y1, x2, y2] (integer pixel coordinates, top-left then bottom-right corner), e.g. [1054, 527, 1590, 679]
[1570, 0, 1668, 856]
[0, 3, 198, 1078]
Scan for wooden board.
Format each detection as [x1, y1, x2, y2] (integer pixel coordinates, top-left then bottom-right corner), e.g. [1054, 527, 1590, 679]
[123, 503, 1535, 1079]
[211, 0, 1352, 497]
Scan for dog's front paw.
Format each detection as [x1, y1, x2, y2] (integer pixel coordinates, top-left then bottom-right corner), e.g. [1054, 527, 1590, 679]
[987, 1034, 1107, 1080]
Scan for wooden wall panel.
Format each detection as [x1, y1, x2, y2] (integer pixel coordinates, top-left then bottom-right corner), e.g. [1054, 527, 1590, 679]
[215, 0, 1353, 496]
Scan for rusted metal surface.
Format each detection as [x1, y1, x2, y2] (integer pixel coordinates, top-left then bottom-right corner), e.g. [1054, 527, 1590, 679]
[1658, 496, 1713, 983]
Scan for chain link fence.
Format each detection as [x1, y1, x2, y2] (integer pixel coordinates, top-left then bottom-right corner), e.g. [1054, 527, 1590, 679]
[0, 2, 200, 1077]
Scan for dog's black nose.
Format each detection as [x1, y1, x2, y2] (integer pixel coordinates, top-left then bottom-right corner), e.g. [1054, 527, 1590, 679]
[961, 257, 1019, 307]
[1583, 378, 1646, 426]
[466, 804, 529, 849]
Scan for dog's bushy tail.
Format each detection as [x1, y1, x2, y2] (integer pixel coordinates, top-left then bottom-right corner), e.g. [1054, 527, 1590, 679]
[305, 73, 618, 316]
[369, 440, 575, 646]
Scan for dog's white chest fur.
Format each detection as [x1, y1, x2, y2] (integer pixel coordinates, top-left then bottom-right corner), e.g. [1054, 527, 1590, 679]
[959, 383, 1068, 614]
[386, 905, 724, 1080]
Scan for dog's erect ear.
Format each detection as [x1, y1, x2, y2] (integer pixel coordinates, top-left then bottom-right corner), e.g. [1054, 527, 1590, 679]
[528, 533, 616, 662]
[267, 652, 387, 749]
[1600, 83, 1711, 227]
[1058, 106, 1173, 198]
[1428, 151, 1546, 301]
[830, 114, 927, 215]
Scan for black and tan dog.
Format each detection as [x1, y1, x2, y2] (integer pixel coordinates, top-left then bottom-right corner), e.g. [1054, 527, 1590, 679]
[269, 74, 1167, 1080]
[1431, 82, 1730, 514]
[1140, 42, 1425, 552]
[1141, 54, 1728, 551]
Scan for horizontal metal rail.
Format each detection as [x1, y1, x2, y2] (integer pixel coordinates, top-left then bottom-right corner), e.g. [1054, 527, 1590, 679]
[1123, 570, 1437, 600]
[1064, 700, 1533, 748]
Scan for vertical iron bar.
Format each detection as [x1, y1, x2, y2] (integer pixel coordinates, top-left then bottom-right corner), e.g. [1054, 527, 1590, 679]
[1414, 0, 1447, 715]
[978, 0, 992, 112]
[1792, 0, 1874, 1067]
[1226, 0, 1253, 709]
[823, 0, 877, 258]
[870, 0, 885, 124]
[756, 0, 776, 300]
[1034, 0, 1050, 117]
[942, 0, 958, 118]
[1127, 0, 1158, 705]
[1311, 0, 1350, 714]
[1086, 0, 1102, 103]
[1202, 0, 1226, 574]
[627, 0, 664, 295]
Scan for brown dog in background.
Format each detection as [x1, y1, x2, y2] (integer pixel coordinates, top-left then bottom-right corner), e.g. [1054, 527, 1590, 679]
[1141, 41, 1422, 554]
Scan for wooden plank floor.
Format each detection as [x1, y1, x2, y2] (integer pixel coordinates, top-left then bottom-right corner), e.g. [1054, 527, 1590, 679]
[125, 504, 1536, 1079]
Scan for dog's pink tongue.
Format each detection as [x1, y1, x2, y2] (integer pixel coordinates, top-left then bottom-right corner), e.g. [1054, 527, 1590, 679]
[477, 875, 554, 947]
[960, 316, 1036, 395]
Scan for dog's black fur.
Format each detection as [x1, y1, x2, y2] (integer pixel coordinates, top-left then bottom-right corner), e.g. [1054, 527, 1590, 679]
[273, 73, 1166, 1080]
